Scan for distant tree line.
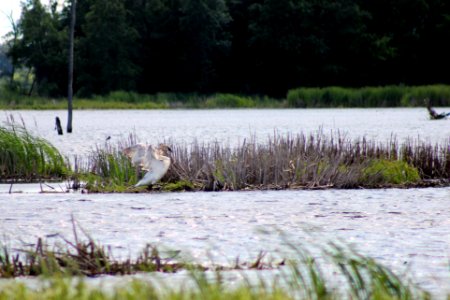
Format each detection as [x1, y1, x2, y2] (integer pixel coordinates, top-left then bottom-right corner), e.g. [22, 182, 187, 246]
[4, 0, 450, 97]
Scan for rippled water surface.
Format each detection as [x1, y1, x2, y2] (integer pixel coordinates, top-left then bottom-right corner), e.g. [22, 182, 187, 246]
[1, 109, 449, 297]
[1, 186, 449, 296]
[2, 108, 449, 156]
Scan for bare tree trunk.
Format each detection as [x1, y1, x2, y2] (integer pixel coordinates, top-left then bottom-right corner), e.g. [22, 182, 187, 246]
[6, 12, 18, 89]
[9, 65, 15, 88]
[28, 77, 36, 96]
[67, 0, 77, 133]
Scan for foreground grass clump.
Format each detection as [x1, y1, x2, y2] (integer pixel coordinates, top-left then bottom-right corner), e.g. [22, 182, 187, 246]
[0, 280, 295, 300]
[78, 133, 449, 192]
[287, 84, 450, 107]
[0, 225, 186, 277]
[0, 274, 429, 300]
[0, 221, 276, 278]
[0, 236, 432, 299]
[0, 238, 186, 277]
[0, 121, 68, 182]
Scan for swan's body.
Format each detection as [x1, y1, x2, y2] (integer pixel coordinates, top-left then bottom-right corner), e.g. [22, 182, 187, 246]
[123, 143, 172, 187]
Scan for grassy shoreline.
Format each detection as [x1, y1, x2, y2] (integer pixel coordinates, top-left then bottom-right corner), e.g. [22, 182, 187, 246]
[2, 85, 450, 109]
[0, 91, 286, 110]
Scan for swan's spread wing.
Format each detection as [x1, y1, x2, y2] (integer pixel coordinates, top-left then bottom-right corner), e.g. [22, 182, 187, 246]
[135, 156, 171, 186]
[125, 144, 171, 187]
[123, 144, 147, 165]
[139, 145, 158, 171]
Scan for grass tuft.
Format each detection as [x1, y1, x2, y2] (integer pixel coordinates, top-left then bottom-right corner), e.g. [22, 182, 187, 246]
[0, 117, 68, 182]
[327, 243, 428, 300]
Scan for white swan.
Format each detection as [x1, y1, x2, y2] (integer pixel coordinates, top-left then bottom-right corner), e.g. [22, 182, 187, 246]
[123, 143, 172, 187]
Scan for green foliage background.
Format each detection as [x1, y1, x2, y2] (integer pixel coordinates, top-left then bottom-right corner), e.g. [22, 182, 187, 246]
[2, 0, 450, 98]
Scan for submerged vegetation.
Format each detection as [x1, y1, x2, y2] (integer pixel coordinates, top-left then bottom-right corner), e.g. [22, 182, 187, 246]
[0, 119, 68, 182]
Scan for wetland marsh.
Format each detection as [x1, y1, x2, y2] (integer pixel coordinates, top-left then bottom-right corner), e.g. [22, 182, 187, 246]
[0, 108, 449, 298]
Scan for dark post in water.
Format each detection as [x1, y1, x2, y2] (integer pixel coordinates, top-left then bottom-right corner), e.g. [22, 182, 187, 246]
[55, 117, 63, 135]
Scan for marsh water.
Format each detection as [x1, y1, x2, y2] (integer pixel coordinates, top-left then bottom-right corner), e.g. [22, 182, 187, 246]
[3, 108, 450, 155]
[1, 108, 449, 297]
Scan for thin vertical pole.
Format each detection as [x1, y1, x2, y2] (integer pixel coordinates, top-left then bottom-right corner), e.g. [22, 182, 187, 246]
[67, 0, 76, 133]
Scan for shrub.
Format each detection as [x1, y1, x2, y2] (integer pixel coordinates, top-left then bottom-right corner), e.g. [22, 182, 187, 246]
[363, 159, 421, 185]
[204, 94, 257, 108]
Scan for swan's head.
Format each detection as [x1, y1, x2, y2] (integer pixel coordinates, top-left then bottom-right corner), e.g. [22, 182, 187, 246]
[157, 143, 173, 156]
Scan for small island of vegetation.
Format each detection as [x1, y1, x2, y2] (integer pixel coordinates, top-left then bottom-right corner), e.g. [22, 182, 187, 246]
[1, 124, 448, 192]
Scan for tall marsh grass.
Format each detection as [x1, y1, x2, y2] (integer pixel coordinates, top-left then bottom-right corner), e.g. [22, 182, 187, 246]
[167, 134, 441, 190]
[79, 133, 449, 192]
[0, 118, 68, 182]
[287, 84, 450, 107]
